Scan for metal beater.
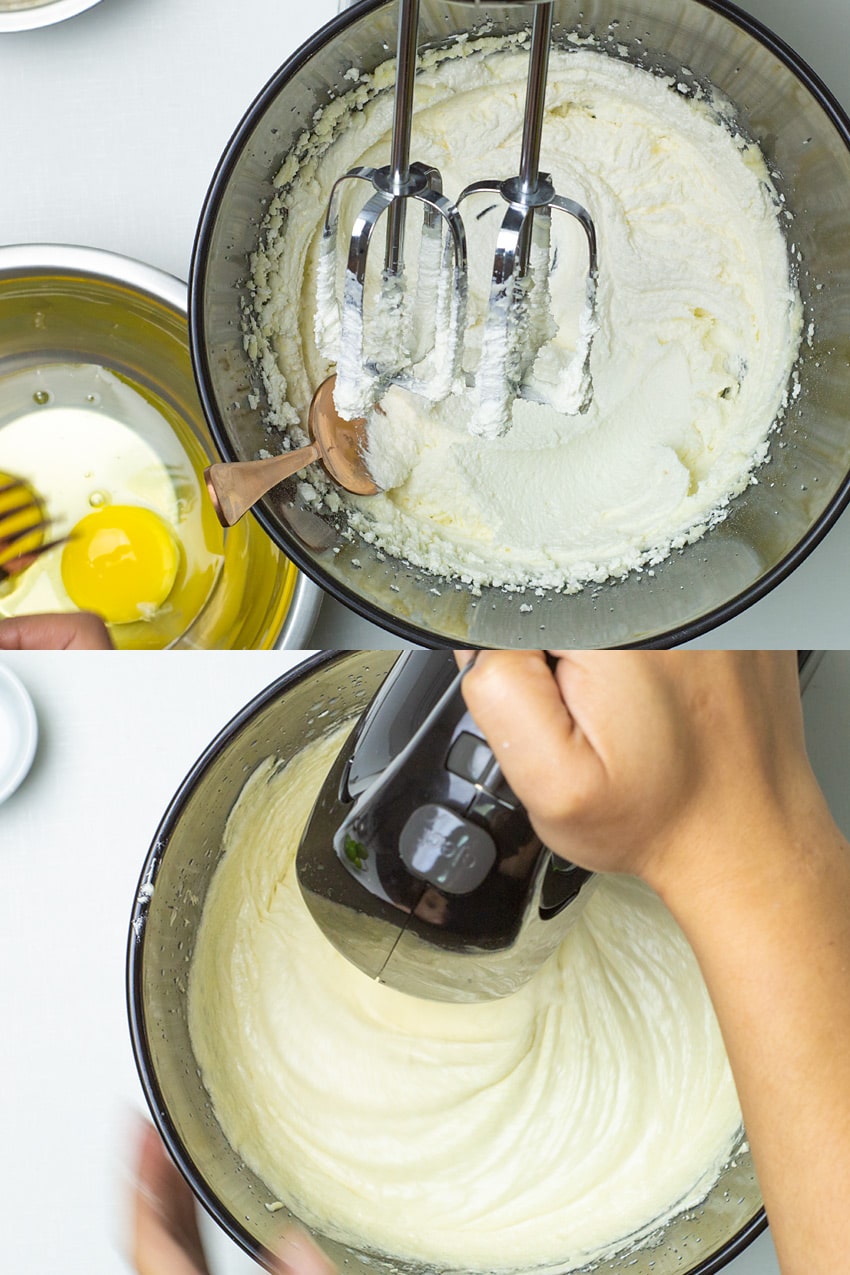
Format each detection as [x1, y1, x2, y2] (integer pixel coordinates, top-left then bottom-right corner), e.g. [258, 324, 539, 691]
[315, 0, 469, 421]
[456, 0, 599, 437]
[317, 0, 598, 436]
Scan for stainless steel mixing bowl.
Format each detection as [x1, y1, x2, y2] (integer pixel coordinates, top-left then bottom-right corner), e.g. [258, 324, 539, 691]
[128, 650, 765, 1275]
[190, 0, 850, 648]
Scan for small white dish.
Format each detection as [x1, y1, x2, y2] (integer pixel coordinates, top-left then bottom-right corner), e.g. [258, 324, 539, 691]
[0, 665, 38, 804]
[0, 0, 103, 34]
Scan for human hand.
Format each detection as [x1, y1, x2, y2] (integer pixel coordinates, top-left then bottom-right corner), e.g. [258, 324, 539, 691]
[0, 611, 113, 650]
[133, 1121, 210, 1275]
[456, 651, 819, 893]
[132, 1120, 337, 1275]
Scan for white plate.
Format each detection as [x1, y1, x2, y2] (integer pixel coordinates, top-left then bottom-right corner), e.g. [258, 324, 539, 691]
[0, 0, 103, 34]
[0, 665, 38, 803]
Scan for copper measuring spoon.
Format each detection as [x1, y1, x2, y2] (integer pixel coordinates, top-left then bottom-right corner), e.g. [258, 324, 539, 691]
[204, 375, 379, 527]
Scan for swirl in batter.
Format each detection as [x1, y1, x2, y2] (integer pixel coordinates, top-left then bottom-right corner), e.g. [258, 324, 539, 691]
[189, 726, 742, 1272]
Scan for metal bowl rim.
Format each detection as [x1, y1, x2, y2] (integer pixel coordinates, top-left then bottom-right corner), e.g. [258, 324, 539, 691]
[0, 241, 187, 311]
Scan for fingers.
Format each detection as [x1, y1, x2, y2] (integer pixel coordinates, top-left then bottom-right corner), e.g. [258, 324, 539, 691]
[132, 1121, 210, 1275]
[453, 650, 815, 884]
[458, 652, 570, 756]
[456, 651, 602, 828]
[453, 651, 690, 874]
[131, 1119, 339, 1275]
[0, 611, 113, 650]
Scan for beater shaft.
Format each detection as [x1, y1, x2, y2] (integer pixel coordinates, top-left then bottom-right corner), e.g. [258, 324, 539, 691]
[518, 0, 551, 211]
[459, 1, 599, 438]
[384, 0, 420, 276]
[315, 0, 468, 422]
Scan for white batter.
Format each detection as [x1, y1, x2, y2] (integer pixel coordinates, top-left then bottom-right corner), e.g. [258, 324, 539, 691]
[189, 725, 742, 1273]
[248, 37, 801, 593]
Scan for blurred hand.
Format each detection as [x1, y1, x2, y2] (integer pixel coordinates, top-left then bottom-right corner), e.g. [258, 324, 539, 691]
[133, 1122, 210, 1275]
[132, 1121, 338, 1275]
[0, 611, 113, 650]
[456, 650, 816, 891]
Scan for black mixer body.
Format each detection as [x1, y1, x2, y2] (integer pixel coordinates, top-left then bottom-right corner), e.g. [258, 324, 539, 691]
[296, 651, 592, 1001]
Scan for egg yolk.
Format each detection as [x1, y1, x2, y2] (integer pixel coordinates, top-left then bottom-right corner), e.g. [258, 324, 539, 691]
[61, 506, 180, 625]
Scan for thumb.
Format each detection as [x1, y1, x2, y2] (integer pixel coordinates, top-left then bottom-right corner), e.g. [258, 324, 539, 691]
[273, 1225, 338, 1275]
[0, 610, 113, 649]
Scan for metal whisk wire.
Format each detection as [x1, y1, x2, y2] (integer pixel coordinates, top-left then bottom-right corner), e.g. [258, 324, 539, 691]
[0, 478, 66, 582]
[315, 0, 469, 421]
[457, 1, 599, 437]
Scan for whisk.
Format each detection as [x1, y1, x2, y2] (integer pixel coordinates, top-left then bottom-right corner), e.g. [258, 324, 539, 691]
[0, 477, 65, 582]
[456, 0, 599, 437]
[315, 0, 469, 421]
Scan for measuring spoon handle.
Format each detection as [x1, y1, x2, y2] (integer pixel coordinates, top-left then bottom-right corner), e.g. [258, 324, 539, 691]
[205, 445, 320, 526]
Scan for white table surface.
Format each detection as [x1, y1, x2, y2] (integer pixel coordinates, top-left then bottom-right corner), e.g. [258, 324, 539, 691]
[1, 0, 849, 649]
[1, 648, 849, 1275]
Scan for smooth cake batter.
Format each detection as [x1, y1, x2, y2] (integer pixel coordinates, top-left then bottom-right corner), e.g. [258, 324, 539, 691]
[189, 725, 743, 1272]
[248, 37, 802, 593]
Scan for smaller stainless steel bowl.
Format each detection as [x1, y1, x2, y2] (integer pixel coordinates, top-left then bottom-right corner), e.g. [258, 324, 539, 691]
[0, 0, 103, 33]
[0, 244, 320, 648]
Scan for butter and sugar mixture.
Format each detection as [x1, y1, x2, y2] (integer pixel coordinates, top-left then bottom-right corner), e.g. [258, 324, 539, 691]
[249, 41, 801, 593]
[189, 726, 742, 1272]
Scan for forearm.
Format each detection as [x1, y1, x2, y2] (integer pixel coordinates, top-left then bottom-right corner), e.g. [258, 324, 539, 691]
[456, 650, 850, 1268]
[648, 788, 850, 1275]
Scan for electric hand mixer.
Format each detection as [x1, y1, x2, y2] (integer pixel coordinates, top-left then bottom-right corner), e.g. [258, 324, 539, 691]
[315, 0, 599, 437]
[296, 651, 593, 1002]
